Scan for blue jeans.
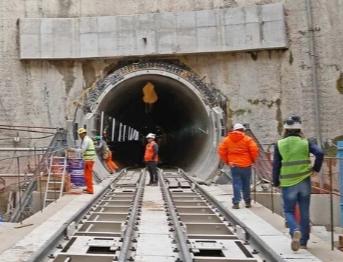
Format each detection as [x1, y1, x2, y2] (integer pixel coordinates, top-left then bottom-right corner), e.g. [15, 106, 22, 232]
[282, 178, 311, 246]
[231, 167, 251, 204]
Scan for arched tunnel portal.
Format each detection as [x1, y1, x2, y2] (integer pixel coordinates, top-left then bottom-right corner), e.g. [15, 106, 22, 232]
[76, 62, 226, 179]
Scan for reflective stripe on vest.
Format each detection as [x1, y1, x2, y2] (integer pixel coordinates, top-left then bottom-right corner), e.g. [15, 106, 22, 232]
[278, 136, 311, 187]
[83, 137, 96, 161]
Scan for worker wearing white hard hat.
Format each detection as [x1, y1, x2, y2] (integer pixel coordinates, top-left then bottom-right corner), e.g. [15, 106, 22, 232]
[68, 127, 96, 194]
[232, 123, 246, 131]
[272, 115, 324, 251]
[146, 133, 156, 139]
[144, 133, 159, 185]
[217, 123, 259, 209]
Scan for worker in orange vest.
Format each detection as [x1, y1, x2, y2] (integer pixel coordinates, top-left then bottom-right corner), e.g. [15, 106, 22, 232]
[94, 135, 118, 173]
[144, 133, 159, 185]
[218, 123, 259, 209]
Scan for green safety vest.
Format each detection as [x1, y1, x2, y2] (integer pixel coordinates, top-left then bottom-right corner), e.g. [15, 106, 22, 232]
[83, 136, 96, 161]
[278, 136, 312, 187]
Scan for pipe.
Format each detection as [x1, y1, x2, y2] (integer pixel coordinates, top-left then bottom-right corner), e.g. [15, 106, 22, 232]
[328, 159, 334, 250]
[305, 0, 322, 147]
[0, 148, 48, 151]
[0, 127, 55, 134]
[0, 124, 57, 130]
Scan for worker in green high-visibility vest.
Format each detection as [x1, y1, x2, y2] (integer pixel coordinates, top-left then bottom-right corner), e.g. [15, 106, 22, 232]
[272, 115, 324, 251]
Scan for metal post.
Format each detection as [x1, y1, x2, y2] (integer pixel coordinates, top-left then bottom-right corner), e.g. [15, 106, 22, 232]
[111, 118, 115, 142]
[328, 158, 334, 250]
[253, 167, 257, 203]
[337, 141, 343, 226]
[34, 145, 43, 212]
[16, 157, 22, 224]
[270, 180, 274, 213]
[118, 123, 122, 142]
[123, 125, 127, 141]
[100, 111, 104, 137]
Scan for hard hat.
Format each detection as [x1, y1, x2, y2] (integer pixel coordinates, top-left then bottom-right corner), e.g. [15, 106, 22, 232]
[94, 135, 101, 141]
[283, 115, 302, 129]
[233, 123, 245, 131]
[146, 133, 156, 139]
[78, 127, 87, 134]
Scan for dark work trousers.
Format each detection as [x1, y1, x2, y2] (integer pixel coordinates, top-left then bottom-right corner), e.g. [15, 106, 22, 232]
[146, 161, 158, 184]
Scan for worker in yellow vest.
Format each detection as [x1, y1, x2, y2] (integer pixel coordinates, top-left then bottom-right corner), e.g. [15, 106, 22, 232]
[272, 115, 323, 251]
[69, 128, 96, 194]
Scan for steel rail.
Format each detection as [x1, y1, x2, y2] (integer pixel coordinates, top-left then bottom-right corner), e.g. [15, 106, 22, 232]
[180, 170, 283, 262]
[118, 169, 146, 262]
[27, 169, 127, 262]
[159, 169, 193, 262]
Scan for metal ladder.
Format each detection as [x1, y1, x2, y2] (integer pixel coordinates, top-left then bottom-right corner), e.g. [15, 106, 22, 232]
[43, 155, 67, 208]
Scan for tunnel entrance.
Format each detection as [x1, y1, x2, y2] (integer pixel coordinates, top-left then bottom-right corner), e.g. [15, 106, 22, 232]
[78, 61, 225, 178]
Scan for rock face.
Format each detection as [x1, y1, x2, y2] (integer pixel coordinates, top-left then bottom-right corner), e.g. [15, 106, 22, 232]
[0, 0, 342, 149]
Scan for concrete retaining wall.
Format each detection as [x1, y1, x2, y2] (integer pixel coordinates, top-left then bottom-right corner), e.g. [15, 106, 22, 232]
[255, 192, 342, 227]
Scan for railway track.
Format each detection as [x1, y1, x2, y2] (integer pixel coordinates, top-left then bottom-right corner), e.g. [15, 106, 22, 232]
[38, 168, 278, 262]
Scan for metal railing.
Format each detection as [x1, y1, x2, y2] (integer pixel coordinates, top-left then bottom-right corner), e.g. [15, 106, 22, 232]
[4, 129, 68, 222]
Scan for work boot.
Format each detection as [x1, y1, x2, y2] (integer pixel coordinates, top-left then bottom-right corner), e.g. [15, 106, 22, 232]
[245, 202, 251, 208]
[232, 203, 240, 209]
[300, 245, 307, 249]
[291, 230, 301, 251]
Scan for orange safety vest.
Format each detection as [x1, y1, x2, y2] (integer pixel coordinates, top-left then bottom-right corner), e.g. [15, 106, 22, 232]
[144, 141, 158, 162]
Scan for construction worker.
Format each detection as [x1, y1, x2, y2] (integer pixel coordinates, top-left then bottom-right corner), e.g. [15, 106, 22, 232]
[94, 135, 118, 174]
[218, 123, 259, 209]
[69, 128, 96, 194]
[272, 115, 323, 251]
[144, 133, 159, 185]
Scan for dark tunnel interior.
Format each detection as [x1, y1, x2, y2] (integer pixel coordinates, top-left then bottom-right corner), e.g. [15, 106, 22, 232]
[96, 74, 211, 170]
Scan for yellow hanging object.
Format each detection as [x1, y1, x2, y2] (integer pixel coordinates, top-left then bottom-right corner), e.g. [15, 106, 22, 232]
[142, 82, 158, 104]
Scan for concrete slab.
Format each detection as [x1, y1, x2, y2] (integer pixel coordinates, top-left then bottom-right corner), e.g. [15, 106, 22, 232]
[0, 177, 115, 262]
[19, 3, 287, 59]
[209, 185, 343, 262]
[136, 183, 175, 261]
[201, 185, 322, 261]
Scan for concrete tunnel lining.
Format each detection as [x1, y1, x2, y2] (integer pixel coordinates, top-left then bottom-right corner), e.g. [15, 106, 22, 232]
[79, 65, 222, 179]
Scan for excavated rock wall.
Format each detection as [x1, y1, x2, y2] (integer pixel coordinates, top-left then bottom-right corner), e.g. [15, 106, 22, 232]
[0, 0, 342, 151]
